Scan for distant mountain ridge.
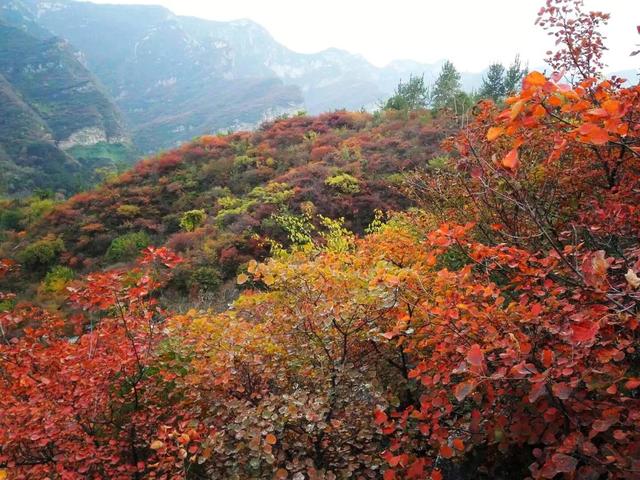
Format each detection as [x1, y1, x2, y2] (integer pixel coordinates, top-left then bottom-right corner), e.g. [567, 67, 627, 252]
[2, 0, 483, 154]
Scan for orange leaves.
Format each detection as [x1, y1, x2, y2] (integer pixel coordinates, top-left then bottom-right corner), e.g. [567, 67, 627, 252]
[501, 149, 520, 170]
[452, 438, 465, 451]
[576, 122, 610, 145]
[439, 444, 454, 459]
[523, 71, 548, 89]
[486, 126, 505, 141]
[265, 433, 277, 445]
[275, 468, 289, 479]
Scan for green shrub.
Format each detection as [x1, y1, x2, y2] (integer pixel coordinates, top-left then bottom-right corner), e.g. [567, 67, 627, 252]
[325, 173, 361, 194]
[106, 231, 150, 262]
[0, 208, 22, 230]
[116, 204, 141, 217]
[179, 209, 207, 232]
[233, 155, 254, 170]
[42, 265, 75, 293]
[18, 237, 65, 271]
[189, 266, 222, 292]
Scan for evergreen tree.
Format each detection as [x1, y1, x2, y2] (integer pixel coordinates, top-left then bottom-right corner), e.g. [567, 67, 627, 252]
[431, 61, 462, 109]
[503, 55, 527, 95]
[384, 74, 429, 111]
[479, 63, 506, 102]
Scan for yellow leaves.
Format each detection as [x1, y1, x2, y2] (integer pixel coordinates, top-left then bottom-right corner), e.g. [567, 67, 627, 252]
[0, 470, 6, 480]
[510, 100, 525, 120]
[591, 250, 610, 277]
[262, 273, 276, 286]
[502, 149, 520, 171]
[150, 440, 164, 450]
[247, 259, 258, 274]
[486, 127, 504, 141]
[625, 269, 640, 289]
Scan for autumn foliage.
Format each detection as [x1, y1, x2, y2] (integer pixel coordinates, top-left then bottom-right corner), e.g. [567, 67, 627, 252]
[1, 1, 640, 478]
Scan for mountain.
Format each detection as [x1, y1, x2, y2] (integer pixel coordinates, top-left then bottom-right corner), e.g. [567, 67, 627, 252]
[7, 0, 479, 153]
[0, 8, 133, 195]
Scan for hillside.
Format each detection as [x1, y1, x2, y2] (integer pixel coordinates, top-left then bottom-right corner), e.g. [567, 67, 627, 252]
[2, 2, 639, 479]
[0, 109, 450, 302]
[0, 20, 133, 195]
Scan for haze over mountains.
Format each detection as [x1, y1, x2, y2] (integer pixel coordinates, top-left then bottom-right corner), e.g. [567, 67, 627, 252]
[0, 0, 485, 190]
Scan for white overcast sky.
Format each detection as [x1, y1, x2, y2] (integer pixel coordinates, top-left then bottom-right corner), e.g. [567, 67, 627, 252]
[87, 0, 639, 72]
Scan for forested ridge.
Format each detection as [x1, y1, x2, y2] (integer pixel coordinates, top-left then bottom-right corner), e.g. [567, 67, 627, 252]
[0, 1, 639, 479]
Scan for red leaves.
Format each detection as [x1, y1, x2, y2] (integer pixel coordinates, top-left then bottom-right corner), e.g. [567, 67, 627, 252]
[624, 378, 640, 390]
[453, 379, 477, 402]
[466, 344, 484, 367]
[551, 453, 578, 474]
[570, 320, 599, 344]
[541, 349, 555, 368]
[374, 408, 388, 425]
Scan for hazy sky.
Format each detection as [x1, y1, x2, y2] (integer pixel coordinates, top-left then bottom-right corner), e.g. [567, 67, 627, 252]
[87, 0, 639, 72]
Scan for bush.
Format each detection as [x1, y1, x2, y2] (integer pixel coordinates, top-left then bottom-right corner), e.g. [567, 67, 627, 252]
[18, 237, 65, 271]
[42, 266, 75, 293]
[179, 210, 207, 232]
[189, 266, 223, 292]
[325, 173, 361, 194]
[105, 231, 150, 262]
[116, 204, 141, 218]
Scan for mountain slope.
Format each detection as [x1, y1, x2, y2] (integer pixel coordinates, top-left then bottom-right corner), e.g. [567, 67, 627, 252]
[0, 109, 451, 302]
[0, 18, 132, 194]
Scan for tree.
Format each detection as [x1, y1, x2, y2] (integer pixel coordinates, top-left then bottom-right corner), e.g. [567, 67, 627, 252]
[0, 247, 189, 479]
[503, 55, 527, 94]
[384, 74, 430, 111]
[431, 61, 462, 109]
[536, 0, 609, 82]
[479, 63, 506, 102]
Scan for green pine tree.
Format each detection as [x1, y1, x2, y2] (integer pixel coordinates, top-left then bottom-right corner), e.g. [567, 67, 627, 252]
[432, 61, 462, 110]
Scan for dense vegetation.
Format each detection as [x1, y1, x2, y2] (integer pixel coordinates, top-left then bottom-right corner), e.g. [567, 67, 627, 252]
[1, 1, 639, 479]
[0, 108, 449, 304]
